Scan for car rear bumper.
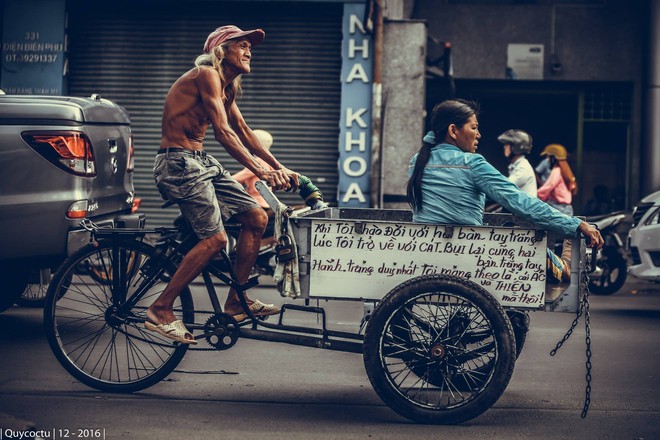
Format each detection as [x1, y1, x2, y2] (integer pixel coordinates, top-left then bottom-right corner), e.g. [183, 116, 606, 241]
[67, 213, 146, 255]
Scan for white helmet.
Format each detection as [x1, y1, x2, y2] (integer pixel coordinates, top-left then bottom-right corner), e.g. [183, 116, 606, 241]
[497, 129, 533, 155]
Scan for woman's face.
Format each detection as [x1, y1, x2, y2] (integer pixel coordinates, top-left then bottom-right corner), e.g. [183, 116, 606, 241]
[450, 114, 481, 153]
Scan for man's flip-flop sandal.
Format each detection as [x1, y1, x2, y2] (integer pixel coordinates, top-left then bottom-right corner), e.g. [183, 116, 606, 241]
[231, 299, 280, 323]
[145, 319, 197, 345]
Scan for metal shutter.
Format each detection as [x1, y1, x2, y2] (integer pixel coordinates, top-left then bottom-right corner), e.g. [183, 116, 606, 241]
[67, 1, 342, 227]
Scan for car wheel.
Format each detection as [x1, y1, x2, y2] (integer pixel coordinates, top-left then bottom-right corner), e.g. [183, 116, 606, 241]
[15, 269, 52, 308]
[0, 265, 30, 313]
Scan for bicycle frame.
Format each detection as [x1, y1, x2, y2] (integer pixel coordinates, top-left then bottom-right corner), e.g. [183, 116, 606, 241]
[90, 226, 364, 353]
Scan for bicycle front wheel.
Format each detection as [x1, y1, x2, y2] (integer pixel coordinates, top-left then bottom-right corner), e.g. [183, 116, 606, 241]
[44, 238, 194, 392]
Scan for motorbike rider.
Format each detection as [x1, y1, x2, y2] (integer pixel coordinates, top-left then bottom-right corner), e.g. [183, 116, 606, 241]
[535, 143, 578, 195]
[495, 129, 537, 345]
[538, 143, 574, 215]
[497, 129, 537, 197]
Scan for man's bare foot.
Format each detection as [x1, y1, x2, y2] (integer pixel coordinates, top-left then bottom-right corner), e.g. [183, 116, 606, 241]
[226, 299, 280, 323]
[145, 305, 196, 344]
[223, 297, 255, 317]
[146, 304, 177, 326]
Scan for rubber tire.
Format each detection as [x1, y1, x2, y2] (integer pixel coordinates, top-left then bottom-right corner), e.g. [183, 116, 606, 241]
[363, 274, 516, 425]
[589, 248, 627, 295]
[44, 239, 194, 392]
[506, 310, 529, 360]
[15, 284, 48, 308]
[0, 265, 29, 313]
[15, 270, 52, 308]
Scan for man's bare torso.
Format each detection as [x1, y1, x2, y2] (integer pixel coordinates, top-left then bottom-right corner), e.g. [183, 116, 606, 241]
[161, 66, 225, 150]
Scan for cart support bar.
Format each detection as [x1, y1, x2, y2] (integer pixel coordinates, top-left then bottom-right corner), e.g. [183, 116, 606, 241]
[239, 328, 363, 354]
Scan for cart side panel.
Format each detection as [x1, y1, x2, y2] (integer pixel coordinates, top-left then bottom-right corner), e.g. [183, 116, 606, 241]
[292, 209, 548, 309]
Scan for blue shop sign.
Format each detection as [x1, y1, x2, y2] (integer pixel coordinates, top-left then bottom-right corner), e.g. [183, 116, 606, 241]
[338, 2, 373, 207]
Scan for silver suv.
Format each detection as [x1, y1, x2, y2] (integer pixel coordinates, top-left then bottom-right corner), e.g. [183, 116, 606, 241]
[0, 94, 140, 312]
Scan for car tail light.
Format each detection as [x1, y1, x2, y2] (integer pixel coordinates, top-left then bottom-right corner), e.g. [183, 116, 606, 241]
[22, 131, 96, 177]
[66, 200, 88, 219]
[127, 134, 135, 172]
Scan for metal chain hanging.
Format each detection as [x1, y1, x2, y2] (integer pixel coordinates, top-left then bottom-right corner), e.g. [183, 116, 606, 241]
[550, 270, 593, 418]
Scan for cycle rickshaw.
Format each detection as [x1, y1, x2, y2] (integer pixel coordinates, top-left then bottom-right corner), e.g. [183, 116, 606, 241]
[44, 182, 594, 425]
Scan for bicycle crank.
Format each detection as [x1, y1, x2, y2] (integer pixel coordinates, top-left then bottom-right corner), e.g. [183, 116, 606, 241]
[203, 313, 240, 350]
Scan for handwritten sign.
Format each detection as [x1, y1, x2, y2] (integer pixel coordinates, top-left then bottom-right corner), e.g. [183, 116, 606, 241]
[307, 220, 547, 308]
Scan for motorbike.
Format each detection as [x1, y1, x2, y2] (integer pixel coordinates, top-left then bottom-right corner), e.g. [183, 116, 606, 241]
[586, 211, 628, 295]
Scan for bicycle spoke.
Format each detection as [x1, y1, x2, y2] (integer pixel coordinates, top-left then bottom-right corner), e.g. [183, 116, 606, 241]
[380, 289, 497, 409]
[47, 239, 192, 391]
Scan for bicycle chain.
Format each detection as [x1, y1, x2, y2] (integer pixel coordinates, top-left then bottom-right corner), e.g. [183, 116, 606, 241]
[549, 270, 593, 418]
[112, 311, 238, 351]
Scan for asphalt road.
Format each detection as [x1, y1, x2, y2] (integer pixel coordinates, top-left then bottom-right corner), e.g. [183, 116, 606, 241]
[0, 277, 658, 440]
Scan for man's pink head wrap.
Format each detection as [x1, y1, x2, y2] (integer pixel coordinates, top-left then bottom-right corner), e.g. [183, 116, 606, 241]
[203, 25, 265, 54]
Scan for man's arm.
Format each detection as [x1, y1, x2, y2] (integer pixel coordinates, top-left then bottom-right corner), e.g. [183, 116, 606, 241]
[227, 102, 299, 189]
[196, 68, 292, 190]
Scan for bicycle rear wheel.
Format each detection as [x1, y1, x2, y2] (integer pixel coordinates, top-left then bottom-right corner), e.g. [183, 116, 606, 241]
[44, 238, 194, 392]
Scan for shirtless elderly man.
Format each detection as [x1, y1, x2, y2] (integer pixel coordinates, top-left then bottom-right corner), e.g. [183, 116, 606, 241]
[146, 25, 298, 344]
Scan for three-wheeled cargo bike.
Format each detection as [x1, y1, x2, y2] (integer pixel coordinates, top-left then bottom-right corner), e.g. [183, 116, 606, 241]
[44, 184, 593, 425]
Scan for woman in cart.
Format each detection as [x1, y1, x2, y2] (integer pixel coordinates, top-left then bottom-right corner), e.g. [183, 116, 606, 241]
[406, 99, 604, 282]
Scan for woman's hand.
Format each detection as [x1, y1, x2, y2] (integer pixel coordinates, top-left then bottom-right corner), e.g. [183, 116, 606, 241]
[578, 221, 604, 249]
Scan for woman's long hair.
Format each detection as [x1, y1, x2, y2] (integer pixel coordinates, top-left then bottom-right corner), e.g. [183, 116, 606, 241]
[194, 42, 242, 105]
[406, 99, 479, 211]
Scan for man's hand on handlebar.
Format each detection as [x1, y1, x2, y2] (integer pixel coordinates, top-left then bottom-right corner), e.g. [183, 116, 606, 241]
[283, 167, 300, 191]
[262, 168, 299, 191]
[578, 221, 604, 249]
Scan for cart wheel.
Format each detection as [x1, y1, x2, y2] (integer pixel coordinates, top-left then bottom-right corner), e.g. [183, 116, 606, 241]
[507, 310, 529, 359]
[363, 274, 516, 425]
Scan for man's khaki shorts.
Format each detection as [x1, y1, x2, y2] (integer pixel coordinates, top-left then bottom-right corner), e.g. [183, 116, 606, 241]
[154, 149, 260, 239]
